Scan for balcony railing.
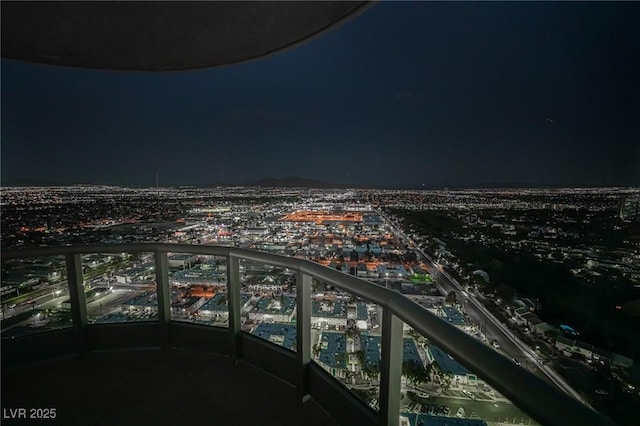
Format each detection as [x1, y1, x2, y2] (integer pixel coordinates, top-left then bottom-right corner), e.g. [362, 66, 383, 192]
[1, 243, 611, 426]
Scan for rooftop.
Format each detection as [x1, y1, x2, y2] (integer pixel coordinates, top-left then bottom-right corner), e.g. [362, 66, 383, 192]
[319, 332, 347, 369]
[428, 344, 471, 376]
[252, 323, 297, 351]
[252, 295, 296, 314]
[442, 306, 466, 326]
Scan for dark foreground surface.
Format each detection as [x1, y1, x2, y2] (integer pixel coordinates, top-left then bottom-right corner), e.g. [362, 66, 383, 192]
[1, 348, 338, 426]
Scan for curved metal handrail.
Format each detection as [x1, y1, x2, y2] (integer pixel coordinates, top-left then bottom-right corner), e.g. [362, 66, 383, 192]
[1, 243, 612, 426]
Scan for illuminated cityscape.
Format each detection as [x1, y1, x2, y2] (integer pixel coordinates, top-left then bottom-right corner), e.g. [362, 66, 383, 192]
[1, 1, 638, 425]
[1, 185, 638, 424]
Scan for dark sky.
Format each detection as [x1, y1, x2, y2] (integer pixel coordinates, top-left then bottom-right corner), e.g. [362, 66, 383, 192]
[2, 2, 639, 187]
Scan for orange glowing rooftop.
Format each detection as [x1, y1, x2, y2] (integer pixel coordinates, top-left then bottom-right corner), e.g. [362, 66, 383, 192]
[282, 210, 364, 224]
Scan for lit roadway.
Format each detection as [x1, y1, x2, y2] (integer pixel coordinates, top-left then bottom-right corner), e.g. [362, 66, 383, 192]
[1, 276, 128, 320]
[374, 209, 586, 405]
[1, 282, 68, 319]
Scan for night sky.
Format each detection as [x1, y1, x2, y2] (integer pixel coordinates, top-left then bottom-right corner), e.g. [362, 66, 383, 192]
[2, 2, 639, 187]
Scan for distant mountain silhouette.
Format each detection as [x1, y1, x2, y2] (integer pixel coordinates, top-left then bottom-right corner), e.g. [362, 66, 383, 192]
[196, 176, 366, 189]
[249, 176, 358, 189]
[195, 180, 234, 188]
[407, 181, 632, 190]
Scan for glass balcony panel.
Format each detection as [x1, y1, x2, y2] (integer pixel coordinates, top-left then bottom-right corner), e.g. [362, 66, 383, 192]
[310, 279, 383, 412]
[240, 259, 297, 352]
[86, 252, 158, 324]
[1, 255, 71, 337]
[400, 305, 540, 425]
[168, 253, 228, 327]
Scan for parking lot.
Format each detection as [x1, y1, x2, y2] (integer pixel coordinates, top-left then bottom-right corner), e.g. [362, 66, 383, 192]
[405, 395, 539, 424]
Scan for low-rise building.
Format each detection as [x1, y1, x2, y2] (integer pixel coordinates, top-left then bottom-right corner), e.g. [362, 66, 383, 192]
[400, 413, 487, 426]
[311, 300, 368, 329]
[360, 336, 424, 381]
[171, 292, 204, 316]
[114, 264, 154, 283]
[167, 254, 198, 268]
[198, 292, 252, 321]
[555, 336, 634, 368]
[427, 344, 481, 386]
[316, 332, 348, 379]
[122, 291, 158, 313]
[252, 322, 296, 351]
[248, 295, 296, 323]
[441, 306, 466, 327]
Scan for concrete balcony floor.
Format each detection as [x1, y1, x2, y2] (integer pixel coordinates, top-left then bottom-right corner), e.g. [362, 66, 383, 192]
[2, 349, 339, 426]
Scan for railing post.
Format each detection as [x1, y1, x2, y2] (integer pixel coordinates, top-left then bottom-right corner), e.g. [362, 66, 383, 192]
[296, 270, 312, 402]
[154, 249, 171, 347]
[227, 255, 242, 362]
[379, 310, 403, 426]
[65, 254, 87, 354]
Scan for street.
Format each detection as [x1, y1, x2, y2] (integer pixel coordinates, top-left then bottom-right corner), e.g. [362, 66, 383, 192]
[375, 208, 585, 404]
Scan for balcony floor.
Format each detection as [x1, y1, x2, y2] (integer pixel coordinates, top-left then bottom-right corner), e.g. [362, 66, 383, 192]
[1, 348, 339, 426]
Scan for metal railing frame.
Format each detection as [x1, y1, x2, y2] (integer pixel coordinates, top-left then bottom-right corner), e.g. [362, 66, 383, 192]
[2, 243, 611, 426]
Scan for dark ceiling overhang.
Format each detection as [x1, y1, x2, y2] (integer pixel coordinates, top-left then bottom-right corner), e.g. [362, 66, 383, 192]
[1, 1, 373, 71]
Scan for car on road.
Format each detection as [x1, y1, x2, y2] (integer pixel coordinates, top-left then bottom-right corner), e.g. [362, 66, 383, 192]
[456, 407, 465, 418]
[595, 389, 609, 395]
[512, 357, 521, 366]
[8, 304, 17, 309]
[417, 392, 429, 399]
